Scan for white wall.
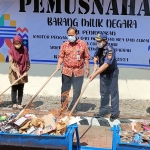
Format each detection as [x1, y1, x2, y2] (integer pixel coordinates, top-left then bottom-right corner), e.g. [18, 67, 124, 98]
[0, 63, 150, 100]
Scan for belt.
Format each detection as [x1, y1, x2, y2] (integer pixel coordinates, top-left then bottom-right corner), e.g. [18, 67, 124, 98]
[63, 66, 84, 69]
[101, 68, 118, 74]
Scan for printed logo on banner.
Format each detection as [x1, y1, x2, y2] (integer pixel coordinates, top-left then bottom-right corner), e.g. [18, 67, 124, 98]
[0, 14, 29, 62]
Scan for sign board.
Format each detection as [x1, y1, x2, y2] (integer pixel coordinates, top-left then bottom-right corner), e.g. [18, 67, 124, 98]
[0, 0, 150, 68]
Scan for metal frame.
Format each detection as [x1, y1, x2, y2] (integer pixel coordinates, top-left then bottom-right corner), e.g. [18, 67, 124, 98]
[0, 123, 112, 150]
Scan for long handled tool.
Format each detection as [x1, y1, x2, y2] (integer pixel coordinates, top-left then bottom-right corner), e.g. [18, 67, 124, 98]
[68, 80, 90, 117]
[68, 70, 96, 117]
[56, 70, 96, 120]
[15, 69, 59, 120]
[0, 74, 25, 103]
[62, 79, 91, 126]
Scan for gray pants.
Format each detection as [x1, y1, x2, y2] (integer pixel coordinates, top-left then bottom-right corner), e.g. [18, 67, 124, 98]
[61, 74, 84, 111]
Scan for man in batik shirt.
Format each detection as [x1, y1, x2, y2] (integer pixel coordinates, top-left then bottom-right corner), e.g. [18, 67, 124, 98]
[57, 27, 90, 112]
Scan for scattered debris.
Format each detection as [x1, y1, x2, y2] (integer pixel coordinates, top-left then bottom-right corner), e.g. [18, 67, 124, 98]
[120, 121, 150, 145]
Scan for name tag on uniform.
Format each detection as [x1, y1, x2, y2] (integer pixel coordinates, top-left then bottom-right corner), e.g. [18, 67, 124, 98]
[77, 54, 80, 60]
[103, 50, 107, 56]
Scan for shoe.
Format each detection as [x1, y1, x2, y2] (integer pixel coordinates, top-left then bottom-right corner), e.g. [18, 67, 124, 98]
[94, 112, 105, 118]
[110, 114, 119, 122]
[17, 105, 23, 110]
[12, 104, 17, 110]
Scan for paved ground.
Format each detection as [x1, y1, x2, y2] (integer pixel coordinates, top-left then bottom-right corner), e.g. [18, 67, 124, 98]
[74, 125, 112, 148]
[0, 94, 150, 149]
[1, 94, 150, 116]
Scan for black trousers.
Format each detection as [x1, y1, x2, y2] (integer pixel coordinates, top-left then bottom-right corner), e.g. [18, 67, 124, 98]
[11, 84, 24, 105]
[99, 69, 120, 116]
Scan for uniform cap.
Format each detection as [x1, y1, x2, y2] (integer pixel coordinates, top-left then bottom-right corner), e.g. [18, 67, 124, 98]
[95, 32, 107, 41]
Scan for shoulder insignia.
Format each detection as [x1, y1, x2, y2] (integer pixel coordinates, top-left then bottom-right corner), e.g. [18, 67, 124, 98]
[108, 53, 112, 59]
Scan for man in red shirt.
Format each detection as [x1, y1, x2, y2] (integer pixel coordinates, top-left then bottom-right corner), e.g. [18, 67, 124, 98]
[57, 27, 90, 112]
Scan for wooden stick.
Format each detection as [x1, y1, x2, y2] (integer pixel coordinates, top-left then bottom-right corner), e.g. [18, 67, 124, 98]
[0, 74, 25, 97]
[68, 70, 96, 117]
[15, 69, 59, 120]
[64, 70, 96, 125]
[68, 80, 90, 117]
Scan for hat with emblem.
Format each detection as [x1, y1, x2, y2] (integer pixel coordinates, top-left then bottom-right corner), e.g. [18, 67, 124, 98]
[95, 32, 107, 41]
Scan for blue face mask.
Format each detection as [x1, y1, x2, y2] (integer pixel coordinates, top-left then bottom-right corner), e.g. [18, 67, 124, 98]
[68, 36, 76, 43]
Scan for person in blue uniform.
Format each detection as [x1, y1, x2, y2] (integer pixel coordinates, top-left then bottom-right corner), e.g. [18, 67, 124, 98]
[90, 32, 120, 121]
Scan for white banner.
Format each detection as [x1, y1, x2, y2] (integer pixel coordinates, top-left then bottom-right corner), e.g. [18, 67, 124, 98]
[0, 0, 150, 68]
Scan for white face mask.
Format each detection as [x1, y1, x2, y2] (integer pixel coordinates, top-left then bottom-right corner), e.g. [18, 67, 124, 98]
[14, 44, 21, 49]
[68, 36, 76, 43]
[97, 42, 103, 48]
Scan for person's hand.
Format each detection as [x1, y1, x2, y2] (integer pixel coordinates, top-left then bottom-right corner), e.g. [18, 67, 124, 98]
[23, 72, 27, 76]
[94, 63, 98, 71]
[85, 68, 90, 77]
[89, 74, 95, 82]
[16, 72, 21, 78]
[89, 71, 98, 82]
[56, 64, 61, 70]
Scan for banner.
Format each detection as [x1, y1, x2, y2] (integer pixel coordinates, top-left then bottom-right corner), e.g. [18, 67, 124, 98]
[0, 0, 150, 68]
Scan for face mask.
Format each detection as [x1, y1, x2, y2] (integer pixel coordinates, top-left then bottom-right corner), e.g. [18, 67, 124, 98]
[68, 36, 76, 43]
[14, 44, 21, 49]
[97, 42, 103, 48]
